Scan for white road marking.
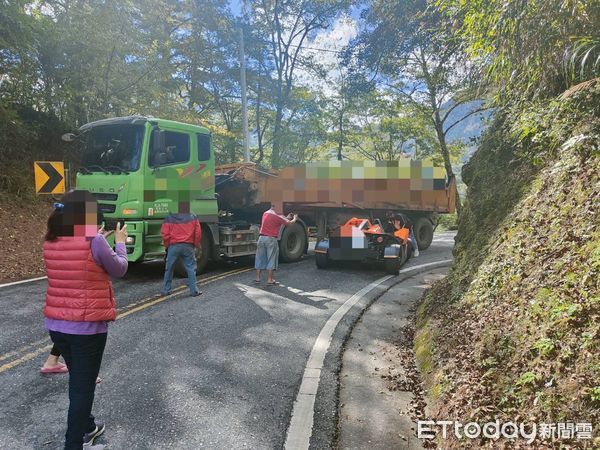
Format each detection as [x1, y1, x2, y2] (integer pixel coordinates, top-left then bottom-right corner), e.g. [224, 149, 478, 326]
[284, 259, 453, 450]
[0, 276, 47, 289]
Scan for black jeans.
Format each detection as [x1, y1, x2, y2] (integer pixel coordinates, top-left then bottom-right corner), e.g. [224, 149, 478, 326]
[49, 331, 107, 450]
[50, 343, 61, 357]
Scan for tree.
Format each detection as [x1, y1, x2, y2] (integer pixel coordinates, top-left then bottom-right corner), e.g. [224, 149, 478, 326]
[343, 92, 439, 161]
[172, 0, 246, 163]
[245, 0, 350, 168]
[317, 36, 355, 161]
[436, 0, 600, 101]
[242, 25, 278, 165]
[351, 0, 487, 214]
[0, 0, 191, 125]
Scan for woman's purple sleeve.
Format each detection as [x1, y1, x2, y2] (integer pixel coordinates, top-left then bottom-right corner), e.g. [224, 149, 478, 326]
[91, 234, 128, 278]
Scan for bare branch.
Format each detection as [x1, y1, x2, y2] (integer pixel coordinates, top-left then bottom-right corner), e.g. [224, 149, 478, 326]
[443, 106, 489, 137]
[440, 97, 471, 124]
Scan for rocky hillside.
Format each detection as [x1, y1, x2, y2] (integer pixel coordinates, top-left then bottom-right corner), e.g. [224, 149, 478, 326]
[415, 83, 599, 448]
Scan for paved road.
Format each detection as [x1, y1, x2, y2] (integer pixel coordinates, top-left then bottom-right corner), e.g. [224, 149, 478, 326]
[0, 232, 455, 449]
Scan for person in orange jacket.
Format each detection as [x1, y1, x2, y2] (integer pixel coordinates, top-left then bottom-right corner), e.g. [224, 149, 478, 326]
[161, 212, 202, 296]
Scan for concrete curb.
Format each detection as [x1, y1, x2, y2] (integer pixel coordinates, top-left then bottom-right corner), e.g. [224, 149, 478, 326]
[285, 260, 453, 450]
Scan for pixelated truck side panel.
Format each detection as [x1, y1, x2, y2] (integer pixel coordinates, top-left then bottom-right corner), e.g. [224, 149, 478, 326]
[263, 160, 453, 212]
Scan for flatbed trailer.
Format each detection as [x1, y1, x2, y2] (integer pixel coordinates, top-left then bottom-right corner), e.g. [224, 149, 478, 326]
[215, 160, 456, 260]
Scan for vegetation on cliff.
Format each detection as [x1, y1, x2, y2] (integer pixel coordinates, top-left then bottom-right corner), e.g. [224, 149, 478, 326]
[416, 75, 599, 450]
[413, 1, 599, 447]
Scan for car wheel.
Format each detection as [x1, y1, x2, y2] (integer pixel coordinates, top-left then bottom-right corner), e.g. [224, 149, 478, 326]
[315, 251, 329, 269]
[384, 258, 401, 275]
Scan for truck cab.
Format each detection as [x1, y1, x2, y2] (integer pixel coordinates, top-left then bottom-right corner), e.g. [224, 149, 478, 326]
[74, 116, 217, 264]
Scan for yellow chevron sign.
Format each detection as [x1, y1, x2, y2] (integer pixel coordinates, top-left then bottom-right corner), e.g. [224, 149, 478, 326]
[34, 161, 65, 194]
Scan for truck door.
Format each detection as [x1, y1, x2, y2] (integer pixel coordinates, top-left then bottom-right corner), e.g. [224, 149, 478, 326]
[145, 129, 193, 216]
[190, 133, 216, 220]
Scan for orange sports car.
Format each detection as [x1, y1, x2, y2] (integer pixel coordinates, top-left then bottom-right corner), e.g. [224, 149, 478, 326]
[314, 217, 412, 274]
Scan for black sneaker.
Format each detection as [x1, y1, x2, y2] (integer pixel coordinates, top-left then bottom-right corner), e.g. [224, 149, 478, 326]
[83, 422, 105, 446]
[191, 290, 203, 297]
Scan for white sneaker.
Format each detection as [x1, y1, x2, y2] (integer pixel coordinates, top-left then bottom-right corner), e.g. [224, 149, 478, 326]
[414, 248, 419, 257]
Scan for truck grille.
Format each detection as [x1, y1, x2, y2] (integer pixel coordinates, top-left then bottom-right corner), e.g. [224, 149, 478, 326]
[98, 204, 116, 213]
[93, 193, 118, 201]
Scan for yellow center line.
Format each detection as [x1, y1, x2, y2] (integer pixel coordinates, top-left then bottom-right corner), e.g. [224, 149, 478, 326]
[0, 267, 252, 375]
[0, 337, 51, 363]
[0, 344, 54, 374]
[1, 269, 248, 361]
[116, 269, 248, 313]
[117, 268, 251, 319]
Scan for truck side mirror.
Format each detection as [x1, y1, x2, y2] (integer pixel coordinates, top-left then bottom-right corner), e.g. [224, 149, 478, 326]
[61, 133, 77, 142]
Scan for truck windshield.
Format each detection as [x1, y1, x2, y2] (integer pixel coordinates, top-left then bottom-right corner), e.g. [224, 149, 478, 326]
[81, 125, 144, 174]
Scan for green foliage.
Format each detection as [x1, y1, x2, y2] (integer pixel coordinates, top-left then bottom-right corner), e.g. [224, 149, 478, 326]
[517, 371, 540, 387]
[415, 83, 600, 440]
[0, 102, 72, 197]
[351, 0, 489, 215]
[245, 0, 351, 167]
[343, 93, 440, 161]
[436, 0, 600, 101]
[436, 212, 457, 231]
[565, 37, 600, 85]
[532, 338, 555, 357]
[590, 386, 600, 403]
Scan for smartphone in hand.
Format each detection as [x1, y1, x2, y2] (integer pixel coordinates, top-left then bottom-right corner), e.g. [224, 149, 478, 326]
[103, 219, 124, 231]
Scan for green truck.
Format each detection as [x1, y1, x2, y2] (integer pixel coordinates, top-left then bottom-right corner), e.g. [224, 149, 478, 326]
[70, 116, 456, 273]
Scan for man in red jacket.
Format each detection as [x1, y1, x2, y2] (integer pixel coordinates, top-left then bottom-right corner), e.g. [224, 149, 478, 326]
[161, 212, 202, 296]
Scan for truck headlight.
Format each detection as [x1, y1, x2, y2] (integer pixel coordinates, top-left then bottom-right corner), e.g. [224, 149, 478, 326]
[126, 236, 136, 245]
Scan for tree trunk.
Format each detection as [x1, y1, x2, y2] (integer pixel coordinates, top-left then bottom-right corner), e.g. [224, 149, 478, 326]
[271, 102, 284, 168]
[255, 72, 264, 164]
[433, 109, 461, 215]
[419, 50, 462, 216]
[337, 108, 344, 160]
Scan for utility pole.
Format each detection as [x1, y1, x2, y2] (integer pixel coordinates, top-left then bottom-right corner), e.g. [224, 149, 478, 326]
[239, 27, 250, 162]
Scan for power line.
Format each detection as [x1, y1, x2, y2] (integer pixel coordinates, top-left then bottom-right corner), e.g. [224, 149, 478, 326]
[289, 43, 345, 54]
[255, 36, 345, 54]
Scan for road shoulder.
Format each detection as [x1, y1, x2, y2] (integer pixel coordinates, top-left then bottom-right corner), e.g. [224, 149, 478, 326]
[337, 268, 450, 450]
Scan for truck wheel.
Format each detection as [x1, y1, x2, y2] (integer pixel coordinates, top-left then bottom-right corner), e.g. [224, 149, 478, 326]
[384, 258, 401, 275]
[414, 217, 434, 250]
[196, 232, 211, 274]
[279, 222, 307, 262]
[315, 251, 329, 269]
